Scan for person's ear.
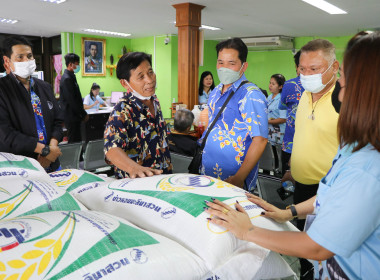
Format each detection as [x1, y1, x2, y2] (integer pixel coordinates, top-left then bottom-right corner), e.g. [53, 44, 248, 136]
[3, 56, 10, 70]
[332, 60, 340, 75]
[241, 61, 248, 73]
[120, 79, 132, 91]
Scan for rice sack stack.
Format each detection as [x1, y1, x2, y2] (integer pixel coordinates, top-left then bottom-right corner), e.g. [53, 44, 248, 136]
[0, 210, 209, 279]
[49, 169, 115, 194]
[0, 153, 86, 220]
[74, 173, 297, 276]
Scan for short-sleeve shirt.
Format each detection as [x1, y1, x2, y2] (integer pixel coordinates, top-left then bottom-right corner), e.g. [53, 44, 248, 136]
[267, 93, 286, 146]
[307, 144, 380, 280]
[278, 76, 304, 153]
[200, 74, 268, 191]
[199, 90, 210, 105]
[83, 94, 105, 112]
[291, 87, 339, 185]
[104, 93, 172, 179]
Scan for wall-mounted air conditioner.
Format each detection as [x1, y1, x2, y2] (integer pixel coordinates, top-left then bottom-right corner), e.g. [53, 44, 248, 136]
[242, 36, 294, 51]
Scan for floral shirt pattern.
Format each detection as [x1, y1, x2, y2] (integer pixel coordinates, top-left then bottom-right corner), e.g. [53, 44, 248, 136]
[30, 78, 47, 145]
[278, 76, 304, 153]
[104, 93, 172, 179]
[200, 75, 268, 191]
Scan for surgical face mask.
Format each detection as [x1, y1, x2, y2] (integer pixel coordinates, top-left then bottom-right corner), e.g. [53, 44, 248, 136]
[331, 80, 341, 114]
[300, 62, 334, 93]
[124, 79, 152, 100]
[11, 59, 36, 79]
[73, 65, 80, 74]
[217, 63, 244, 85]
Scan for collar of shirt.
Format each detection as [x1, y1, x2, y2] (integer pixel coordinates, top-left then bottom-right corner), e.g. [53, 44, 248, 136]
[124, 92, 158, 112]
[9, 72, 34, 93]
[65, 68, 77, 81]
[267, 92, 281, 105]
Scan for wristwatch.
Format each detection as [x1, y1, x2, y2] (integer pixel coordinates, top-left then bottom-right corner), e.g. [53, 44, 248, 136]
[286, 204, 298, 219]
[41, 145, 50, 157]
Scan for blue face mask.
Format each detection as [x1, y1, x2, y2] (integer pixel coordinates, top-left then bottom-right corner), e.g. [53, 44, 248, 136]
[73, 65, 80, 74]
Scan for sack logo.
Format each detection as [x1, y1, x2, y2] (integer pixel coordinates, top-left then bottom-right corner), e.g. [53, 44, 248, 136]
[18, 169, 28, 178]
[161, 207, 176, 219]
[130, 248, 148, 264]
[0, 221, 29, 251]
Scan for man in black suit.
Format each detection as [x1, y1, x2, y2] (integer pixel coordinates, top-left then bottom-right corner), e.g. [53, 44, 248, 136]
[59, 53, 88, 143]
[0, 35, 63, 171]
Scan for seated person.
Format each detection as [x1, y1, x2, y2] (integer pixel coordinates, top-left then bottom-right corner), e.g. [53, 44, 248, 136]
[168, 109, 198, 157]
[83, 83, 109, 112]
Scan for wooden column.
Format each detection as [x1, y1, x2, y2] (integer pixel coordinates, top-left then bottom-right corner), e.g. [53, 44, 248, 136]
[173, 3, 204, 111]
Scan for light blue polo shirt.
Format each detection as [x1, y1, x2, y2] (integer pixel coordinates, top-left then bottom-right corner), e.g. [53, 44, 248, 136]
[307, 144, 380, 280]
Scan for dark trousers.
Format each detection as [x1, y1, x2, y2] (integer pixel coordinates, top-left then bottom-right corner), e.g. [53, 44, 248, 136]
[281, 150, 291, 176]
[66, 121, 83, 143]
[271, 145, 279, 171]
[294, 181, 319, 280]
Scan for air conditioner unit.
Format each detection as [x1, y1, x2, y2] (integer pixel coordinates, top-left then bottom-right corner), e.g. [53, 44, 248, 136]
[242, 36, 294, 51]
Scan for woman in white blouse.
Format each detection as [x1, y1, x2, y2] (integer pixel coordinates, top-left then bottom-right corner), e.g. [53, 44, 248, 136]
[83, 83, 109, 112]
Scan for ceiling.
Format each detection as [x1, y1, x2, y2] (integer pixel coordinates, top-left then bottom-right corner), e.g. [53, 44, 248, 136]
[1, 0, 379, 40]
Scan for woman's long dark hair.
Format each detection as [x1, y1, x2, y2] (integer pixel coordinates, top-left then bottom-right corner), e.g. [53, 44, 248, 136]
[198, 71, 215, 96]
[89, 83, 100, 101]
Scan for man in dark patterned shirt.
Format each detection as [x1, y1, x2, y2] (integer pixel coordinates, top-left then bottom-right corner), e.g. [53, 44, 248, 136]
[104, 52, 172, 179]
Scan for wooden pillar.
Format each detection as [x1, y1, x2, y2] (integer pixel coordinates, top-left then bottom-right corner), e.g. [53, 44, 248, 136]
[173, 3, 204, 111]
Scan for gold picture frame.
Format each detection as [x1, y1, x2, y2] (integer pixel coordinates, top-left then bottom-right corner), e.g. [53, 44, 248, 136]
[82, 37, 106, 76]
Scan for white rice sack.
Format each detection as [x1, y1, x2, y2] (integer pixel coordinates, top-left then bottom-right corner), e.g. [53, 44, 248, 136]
[0, 172, 86, 220]
[253, 251, 296, 279]
[49, 169, 115, 193]
[0, 152, 47, 177]
[0, 210, 209, 279]
[74, 173, 297, 274]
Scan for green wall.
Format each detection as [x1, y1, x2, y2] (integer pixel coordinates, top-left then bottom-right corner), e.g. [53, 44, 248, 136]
[61, 32, 353, 117]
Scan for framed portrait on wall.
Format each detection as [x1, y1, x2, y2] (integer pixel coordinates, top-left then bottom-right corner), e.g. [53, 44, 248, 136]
[82, 37, 106, 76]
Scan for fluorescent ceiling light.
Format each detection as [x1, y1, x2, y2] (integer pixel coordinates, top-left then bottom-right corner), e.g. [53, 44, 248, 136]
[201, 25, 221, 31]
[302, 0, 347, 14]
[40, 0, 67, 3]
[83, 29, 131, 37]
[0, 17, 18, 24]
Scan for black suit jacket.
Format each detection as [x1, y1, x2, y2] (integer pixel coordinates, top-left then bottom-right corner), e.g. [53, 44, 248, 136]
[59, 69, 87, 124]
[0, 73, 64, 169]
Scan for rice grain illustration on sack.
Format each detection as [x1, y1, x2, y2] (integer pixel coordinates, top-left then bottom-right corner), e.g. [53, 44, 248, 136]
[0, 211, 208, 279]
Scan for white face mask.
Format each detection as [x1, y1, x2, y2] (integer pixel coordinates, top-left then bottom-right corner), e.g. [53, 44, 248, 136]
[217, 63, 244, 85]
[124, 79, 152, 100]
[11, 59, 36, 79]
[300, 61, 335, 93]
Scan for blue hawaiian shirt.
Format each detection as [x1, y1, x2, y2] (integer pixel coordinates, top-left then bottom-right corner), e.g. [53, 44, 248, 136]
[267, 93, 286, 146]
[278, 76, 304, 153]
[200, 74, 268, 191]
[104, 93, 172, 179]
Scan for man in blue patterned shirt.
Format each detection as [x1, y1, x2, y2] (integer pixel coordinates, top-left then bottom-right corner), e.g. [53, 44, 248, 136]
[279, 51, 304, 177]
[104, 52, 172, 179]
[200, 38, 268, 191]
